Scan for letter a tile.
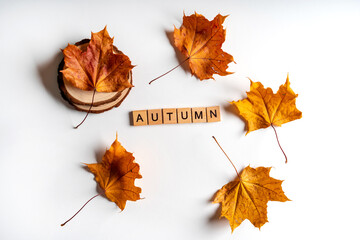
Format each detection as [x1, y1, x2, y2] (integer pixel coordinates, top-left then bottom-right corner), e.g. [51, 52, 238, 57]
[132, 110, 148, 126]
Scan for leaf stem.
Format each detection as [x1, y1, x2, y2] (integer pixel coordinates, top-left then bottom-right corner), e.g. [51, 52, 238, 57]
[148, 57, 189, 84]
[74, 89, 96, 129]
[212, 136, 241, 180]
[61, 194, 100, 227]
[271, 124, 288, 163]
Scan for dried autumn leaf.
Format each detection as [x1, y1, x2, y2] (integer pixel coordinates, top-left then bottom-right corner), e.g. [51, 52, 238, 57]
[61, 26, 134, 92]
[149, 12, 234, 84]
[231, 74, 302, 134]
[213, 166, 289, 231]
[231, 74, 302, 163]
[86, 134, 142, 210]
[61, 134, 141, 226]
[61, 27, 134, 128]
[174, 12, 234, 80]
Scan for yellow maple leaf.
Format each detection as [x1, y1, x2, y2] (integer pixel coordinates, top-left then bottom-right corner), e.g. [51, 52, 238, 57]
[231, 74, 302, 163]
[213, 166, 290, 231]
[231, 74, 302, 134]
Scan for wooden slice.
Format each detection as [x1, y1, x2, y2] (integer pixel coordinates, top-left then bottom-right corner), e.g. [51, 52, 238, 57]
[57, 39, 132, 113]
[58, 67, 132, 113]
[64, 81, 122, 106]
[72, 82, 132, 113]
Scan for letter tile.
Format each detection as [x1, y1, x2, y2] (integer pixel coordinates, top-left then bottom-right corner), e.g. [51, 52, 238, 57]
[192, 107, 206, 123]
[206, 106, 221, 122]
[163, 108, 177, 124]
[132, 110, 148, 126]
[148, 109, 163, 125]
[177, 108, 192, 124]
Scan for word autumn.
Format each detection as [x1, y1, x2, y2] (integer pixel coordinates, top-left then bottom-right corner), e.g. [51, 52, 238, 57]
[131, 106, 220, 126]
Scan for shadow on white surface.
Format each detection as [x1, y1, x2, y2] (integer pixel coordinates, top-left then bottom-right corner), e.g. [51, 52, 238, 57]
[37, 51, 72, 110]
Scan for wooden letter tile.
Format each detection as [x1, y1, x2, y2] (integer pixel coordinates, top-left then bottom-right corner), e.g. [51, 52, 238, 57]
[191, 107, 206, 123]
[206, 106, 221, 122]
[177, 108, 192, 124]
[132, 110, 148, 126]
[148, 109, 163, 125]
[163, 108, 177, 124]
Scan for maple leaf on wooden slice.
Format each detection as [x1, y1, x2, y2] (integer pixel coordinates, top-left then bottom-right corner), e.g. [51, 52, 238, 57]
[61, 134, 141, 226]
[149, 12, 234, 84]
[231, 74, 302, 163]
[61, 26, 134, 128]
[58, 39, 133, 114]
[86, 134, 142, 210]
[213, 166, 290, 231]
[61, 26, 134, 92]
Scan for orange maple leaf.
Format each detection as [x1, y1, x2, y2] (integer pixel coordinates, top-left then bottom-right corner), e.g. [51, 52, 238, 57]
[86, 134, 142, 210]
[174, 12, 234, 80]
[61, 26, 134, 92]
[61, 134, 141, 226]
[213, 166, 290, 231]
[149, 12, 234, 84]
[231, 74, 302, 163]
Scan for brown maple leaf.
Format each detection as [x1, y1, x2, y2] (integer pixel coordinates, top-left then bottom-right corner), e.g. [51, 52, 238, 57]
[149, 12, 234, 84]
[61, 26, 134, 92]
[212, 137, 289, 232]
[61, 134, 141, 226]
[231, 74, 302, 163]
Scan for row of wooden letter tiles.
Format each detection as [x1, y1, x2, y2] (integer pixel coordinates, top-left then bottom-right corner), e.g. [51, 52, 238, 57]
[132, 106, 221, 126]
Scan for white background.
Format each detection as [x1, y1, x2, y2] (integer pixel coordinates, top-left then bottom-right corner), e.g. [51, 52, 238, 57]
[1, 0, 359, 239]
